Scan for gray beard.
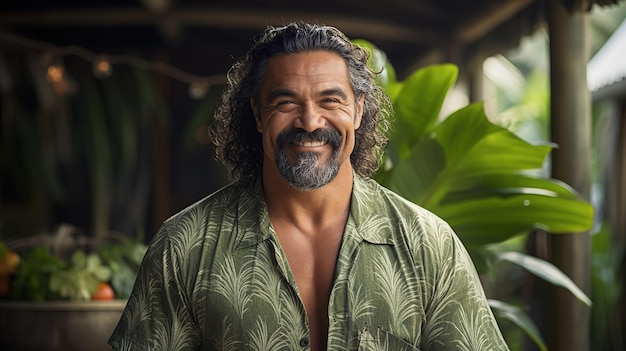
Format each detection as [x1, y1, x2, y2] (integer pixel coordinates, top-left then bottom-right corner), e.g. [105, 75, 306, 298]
[276, 149, 340, 191]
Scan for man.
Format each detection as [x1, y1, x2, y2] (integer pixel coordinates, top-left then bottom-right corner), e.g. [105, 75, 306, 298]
[109, 22, 509, 350]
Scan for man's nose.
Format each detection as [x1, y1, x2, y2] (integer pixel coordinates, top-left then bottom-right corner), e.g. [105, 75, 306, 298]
[294, 102, 325, 132]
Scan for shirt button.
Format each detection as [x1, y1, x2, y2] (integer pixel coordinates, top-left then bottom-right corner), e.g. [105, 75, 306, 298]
[299, 338, 309, 347]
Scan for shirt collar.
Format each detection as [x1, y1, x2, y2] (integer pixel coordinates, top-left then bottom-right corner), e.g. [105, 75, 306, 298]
[233, 171, 395, 251]
[348, 172, 395, 245]
[233, 177, 273, 250]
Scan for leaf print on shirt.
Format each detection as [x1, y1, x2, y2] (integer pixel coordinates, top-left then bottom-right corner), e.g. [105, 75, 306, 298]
[211, 316, 242, 350]
[213, 255, 255, 319]
[120, 232, 168, 338]
[358, 327, 419, 351]
[252, 247, 283, 321]
[169, 205, 211, 291]
[149, 303, 198, 351]
[328, 279, 375, 347]
[279, 288, 308, 349]
[450, 306, 498, 351]
[348, 281, 375, 321]
[249, 318, 288, 351]
[373, 250, 419, 335]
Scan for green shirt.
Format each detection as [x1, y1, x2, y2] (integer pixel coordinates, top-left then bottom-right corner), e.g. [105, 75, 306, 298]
[109, 174, 509, 350]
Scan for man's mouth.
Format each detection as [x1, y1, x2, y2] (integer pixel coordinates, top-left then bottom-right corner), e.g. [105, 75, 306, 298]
[278, 128, 341, 149]
[293, 140, 326, 147]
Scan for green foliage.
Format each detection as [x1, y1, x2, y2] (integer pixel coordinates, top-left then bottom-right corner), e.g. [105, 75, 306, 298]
[356, 39, 595, 350]
[356, 40, 594, 258]
[590, 222, 623, 350]
[368, 60, 593, 253]
[10, 247, 64, 301]
[7, 233, 146, 301]
[488, 299, 547, 351]
[0, 54, 164, 240]
[497, 251, 591, 307]
[49, 250, 111, 301]
[98, 236, 147, 299]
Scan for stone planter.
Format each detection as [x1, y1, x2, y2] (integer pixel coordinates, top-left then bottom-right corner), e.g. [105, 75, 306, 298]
[0, 300, 125, 351]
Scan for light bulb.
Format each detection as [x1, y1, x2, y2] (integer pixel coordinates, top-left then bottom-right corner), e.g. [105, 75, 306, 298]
[188, 81, 209, 99]
[92, 56, 113, 79]
[46, 64, 64, 83]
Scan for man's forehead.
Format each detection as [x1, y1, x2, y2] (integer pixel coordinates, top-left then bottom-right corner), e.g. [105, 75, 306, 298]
[262, 51, 352, 92]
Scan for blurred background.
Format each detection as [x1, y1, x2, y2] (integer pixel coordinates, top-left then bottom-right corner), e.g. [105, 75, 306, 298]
[1, 1, 625, 350]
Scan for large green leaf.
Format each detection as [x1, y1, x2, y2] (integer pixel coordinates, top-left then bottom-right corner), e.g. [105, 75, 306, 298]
[436, 191, 594, 246]
[436, 104, 552, 177]
[352, 39, 401, 101]
[384, 99, 593, 246]
[388, 137, 446, 205]
[393, 64, 458, 133]
[390, 64, 458, 159]
[488, 299, 547, 351]
[497, 251, 592, 307]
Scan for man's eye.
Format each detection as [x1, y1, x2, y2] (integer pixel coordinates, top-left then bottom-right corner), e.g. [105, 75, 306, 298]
[276, 100, 297, 112]
[321, 98, 341, 107]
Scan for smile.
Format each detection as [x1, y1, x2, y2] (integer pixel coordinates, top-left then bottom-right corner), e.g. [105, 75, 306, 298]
[277, 127, 342, 152]
[294, 140, 327, 147]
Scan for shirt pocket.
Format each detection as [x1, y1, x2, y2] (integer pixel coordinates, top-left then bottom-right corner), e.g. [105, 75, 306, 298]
[357, 326, 420, 351]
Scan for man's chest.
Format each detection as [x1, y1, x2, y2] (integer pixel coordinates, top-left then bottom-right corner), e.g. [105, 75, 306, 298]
[197, 239, 426, 350]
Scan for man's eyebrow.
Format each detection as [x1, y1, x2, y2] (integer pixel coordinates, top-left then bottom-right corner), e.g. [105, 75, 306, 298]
[266, 87, 350, 102]
[266, 88, 296, 102]
[320, 88, 349, 100]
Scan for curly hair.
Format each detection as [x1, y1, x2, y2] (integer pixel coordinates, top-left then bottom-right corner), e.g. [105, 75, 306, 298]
[209, 22, 392, 186]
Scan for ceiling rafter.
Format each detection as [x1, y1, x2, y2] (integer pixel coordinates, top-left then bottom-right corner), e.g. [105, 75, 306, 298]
[0, 7, 440, 44]
[453, 0, 537, 43]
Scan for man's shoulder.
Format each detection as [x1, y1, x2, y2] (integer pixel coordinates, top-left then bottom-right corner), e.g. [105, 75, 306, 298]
[165, 182, 260, 226]
[354, 175, 432, 217]
[353, 175, 453, 237]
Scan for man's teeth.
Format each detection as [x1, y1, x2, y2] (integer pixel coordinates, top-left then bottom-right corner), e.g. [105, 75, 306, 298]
[296, 140, 326, 147]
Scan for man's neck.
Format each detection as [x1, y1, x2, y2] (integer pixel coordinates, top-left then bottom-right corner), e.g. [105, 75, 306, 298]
[262, 164, 353, 236]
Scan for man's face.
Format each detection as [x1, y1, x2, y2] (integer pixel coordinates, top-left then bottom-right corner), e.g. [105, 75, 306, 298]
[253, 50, 364, 190]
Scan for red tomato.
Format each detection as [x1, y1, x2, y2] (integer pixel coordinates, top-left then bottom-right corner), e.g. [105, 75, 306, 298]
[91, 282, 115, 301]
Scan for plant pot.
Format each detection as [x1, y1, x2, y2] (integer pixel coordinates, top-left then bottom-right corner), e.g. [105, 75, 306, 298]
[0, 300, 125, 351]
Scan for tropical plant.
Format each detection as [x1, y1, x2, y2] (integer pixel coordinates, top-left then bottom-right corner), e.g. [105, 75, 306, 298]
[2, 225, 146, 301]
[0, 51, 163, 241]
[355, 40, 595, 350]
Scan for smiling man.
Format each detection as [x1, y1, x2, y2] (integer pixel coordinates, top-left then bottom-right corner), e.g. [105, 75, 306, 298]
[109, 22, 510, 351]
[255, 51, 359, 191]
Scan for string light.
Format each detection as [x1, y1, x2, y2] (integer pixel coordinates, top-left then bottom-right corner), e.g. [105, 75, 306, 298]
[45, 62, 77, 95]
[46, 64, 65, 83]
[92, 55, 113, 79]
[0, 30, 226, 99]
[188, 81, 209, 100]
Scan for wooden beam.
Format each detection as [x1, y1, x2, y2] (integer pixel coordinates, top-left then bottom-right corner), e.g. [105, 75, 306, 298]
[546, 0, 592, 350]
[0, 8, 439, 44]
[454, 0, 537, 44]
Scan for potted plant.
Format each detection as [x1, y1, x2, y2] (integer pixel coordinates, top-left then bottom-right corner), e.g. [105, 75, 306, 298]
[0, 224, 146, 351]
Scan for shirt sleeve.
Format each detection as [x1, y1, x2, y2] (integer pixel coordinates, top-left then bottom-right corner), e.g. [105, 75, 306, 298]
[108, 223, 201, 351]
[420, 217, 510, 351]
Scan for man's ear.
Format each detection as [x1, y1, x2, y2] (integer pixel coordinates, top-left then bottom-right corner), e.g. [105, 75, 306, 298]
[354, 95, 364, 130]
[251, 99, 262, 132]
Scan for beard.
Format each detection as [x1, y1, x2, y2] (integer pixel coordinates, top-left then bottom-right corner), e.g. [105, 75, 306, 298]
[275, 127, 343, 191]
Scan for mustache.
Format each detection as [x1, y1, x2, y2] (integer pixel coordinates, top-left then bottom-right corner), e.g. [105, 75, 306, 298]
[277, 128, 342, 148]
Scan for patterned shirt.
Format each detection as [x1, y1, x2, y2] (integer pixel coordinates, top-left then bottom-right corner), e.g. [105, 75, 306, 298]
[109, 173, 509, 350]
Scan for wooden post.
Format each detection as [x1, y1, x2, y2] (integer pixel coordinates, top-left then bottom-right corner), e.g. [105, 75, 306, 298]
[546, 0, 592, 350]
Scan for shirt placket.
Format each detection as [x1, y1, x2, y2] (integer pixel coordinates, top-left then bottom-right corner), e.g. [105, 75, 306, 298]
[327, 220, 363, 350]
[267, 231, 312, 350]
